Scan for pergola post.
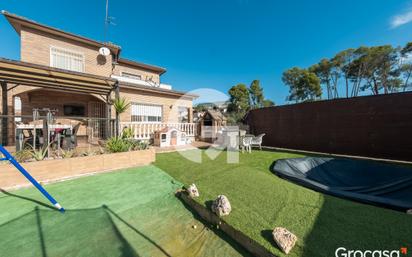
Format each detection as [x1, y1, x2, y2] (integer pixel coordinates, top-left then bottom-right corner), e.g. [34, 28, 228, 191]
[114, 82, 120, 137]
[1, 81, 8, 145]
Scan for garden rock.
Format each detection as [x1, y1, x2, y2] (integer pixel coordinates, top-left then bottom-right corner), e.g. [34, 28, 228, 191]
[211, 195, 231, 216]
[407, 209, 412, 215]
[272, 227, 297, 254]
[188, 184, 199, 198]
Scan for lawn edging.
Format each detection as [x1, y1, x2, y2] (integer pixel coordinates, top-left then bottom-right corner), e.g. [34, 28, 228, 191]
[0, 148, 155, 190]
[176, 191, 277, 257]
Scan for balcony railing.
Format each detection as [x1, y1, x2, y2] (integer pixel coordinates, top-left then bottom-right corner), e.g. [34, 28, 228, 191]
[119, 122, 197, 140]
[111, 75, 172, 90]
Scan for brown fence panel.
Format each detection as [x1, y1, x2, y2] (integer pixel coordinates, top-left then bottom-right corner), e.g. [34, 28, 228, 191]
[246, 92, 412, 161]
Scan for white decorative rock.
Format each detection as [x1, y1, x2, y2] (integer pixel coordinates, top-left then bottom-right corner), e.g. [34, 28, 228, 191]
[211, 195, 231, 216]
[188, 184, 199, 198]
[272, 227, 297, 254]
[407, 209, 412, 215]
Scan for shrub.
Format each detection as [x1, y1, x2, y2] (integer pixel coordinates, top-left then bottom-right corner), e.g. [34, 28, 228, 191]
[60, 149, 76, 159]
[105, 137, 134, 153]
[30, 145, 49, 161]
[80, 150, 97, 157]
[121, 127, 134, 139]
[133, 140, 149, 150]
[13, 149, 32, 162]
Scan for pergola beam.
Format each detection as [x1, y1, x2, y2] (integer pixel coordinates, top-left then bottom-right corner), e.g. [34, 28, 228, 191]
[0, 70, 112, 90]
[0, 59, 115, 86]
[0, 77, 110, 95]
[0, 72, 112, 93]
[0, 58, 116, 95]
[7, 84, 19, 91]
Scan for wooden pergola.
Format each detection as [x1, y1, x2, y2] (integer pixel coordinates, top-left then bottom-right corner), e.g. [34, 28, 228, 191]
[0, 58, 118, 145]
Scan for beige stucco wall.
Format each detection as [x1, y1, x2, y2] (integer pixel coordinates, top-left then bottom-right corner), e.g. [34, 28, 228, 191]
[119, 87, 193, 123]
[113, 63, 160, 84]
[20, 27, 113, 77]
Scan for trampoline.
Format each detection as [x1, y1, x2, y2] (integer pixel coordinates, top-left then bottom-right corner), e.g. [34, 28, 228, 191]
[272, 157, 412, 211]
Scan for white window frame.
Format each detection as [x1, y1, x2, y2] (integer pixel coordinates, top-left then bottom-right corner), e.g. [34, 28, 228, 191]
[130, 103, 163, 123]
[50, 46, 85, 72]
[120, 71, 142, 80]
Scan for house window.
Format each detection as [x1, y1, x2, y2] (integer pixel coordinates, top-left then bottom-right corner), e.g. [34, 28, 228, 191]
[178, 106, 189, 123]
[131, 103, 162, 122]
[64, 105, 85, 116]
[50, 46, 85, 72]
[121, 72, 142, 80]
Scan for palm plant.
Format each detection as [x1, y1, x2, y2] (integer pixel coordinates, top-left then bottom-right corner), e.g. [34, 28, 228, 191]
[113, 97, 130, 136]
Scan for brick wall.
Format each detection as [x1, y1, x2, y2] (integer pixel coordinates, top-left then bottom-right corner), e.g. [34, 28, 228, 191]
[119, 87, 193, 123]
[246, 92, 412, 161]
[21, 27, 113, 77]
[16, 89, 104, 117]
[0, 149, 156, 189]
[0, 24, 195, 145]
[113, 63, 160, 84]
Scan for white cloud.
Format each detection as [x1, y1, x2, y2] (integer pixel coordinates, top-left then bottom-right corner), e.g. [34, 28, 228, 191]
[390, 9, 412, 28]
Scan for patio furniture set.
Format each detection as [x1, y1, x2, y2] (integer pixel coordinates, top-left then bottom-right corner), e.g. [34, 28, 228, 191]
[14, 109, 86, 151]
[215, 128, 265, 153]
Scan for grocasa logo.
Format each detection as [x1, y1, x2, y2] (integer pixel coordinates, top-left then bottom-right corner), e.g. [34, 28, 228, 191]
[335, 247, 408, 257]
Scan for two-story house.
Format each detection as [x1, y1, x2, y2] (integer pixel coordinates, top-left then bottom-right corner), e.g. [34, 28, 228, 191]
[0, 11, 197, 147]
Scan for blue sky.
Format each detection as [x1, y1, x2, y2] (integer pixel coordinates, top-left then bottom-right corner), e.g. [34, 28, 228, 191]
[0, 0, 412, 105]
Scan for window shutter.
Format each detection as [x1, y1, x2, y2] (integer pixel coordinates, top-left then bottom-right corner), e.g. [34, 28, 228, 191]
[131, 104, 162, 122]
[50, 47, 85, 72]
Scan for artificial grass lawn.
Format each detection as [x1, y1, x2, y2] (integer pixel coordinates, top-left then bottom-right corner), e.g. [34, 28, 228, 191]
[154, 150, 412, 257]
[0, 166, 249, 257]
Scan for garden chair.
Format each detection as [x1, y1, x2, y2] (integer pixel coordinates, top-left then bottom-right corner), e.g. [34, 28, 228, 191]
[67, 122, 81, 148]
[251, 133, 265, 150]
[241, 136, 252, 153]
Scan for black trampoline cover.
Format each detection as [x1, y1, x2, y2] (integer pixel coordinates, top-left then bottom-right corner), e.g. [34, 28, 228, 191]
[272, 157, 412, 211]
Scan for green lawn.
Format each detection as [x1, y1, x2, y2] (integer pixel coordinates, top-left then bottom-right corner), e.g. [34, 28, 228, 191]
[154, 149, 412, 257]
[0, 166, 248, 257]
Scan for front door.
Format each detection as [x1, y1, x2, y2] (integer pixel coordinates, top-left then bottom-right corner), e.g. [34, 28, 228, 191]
[170, 131, 177, 145]
[88, 101, 106, 139]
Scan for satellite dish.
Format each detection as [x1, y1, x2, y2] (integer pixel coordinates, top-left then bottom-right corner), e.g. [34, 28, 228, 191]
[99, 47, 111, 56]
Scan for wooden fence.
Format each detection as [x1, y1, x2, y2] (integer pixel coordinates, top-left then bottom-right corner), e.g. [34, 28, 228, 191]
[245, 92, 412, 161]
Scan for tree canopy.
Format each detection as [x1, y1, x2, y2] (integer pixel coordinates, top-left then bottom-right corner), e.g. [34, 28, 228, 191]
[262, 99, 275, 107]
[228, 84, 250, 113]
[283, 42, 412, 101]
[282, 67, 321, 102]
[227, 80, 275, 124]
[249, 80, 264, 108]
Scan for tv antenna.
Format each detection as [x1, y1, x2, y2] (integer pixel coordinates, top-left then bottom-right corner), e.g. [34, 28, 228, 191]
[101, 0, 116, 56]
